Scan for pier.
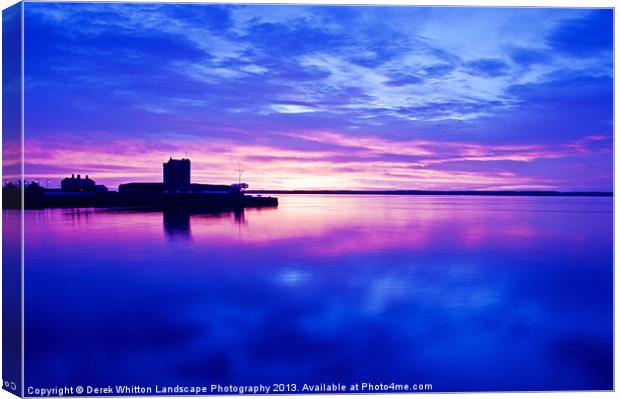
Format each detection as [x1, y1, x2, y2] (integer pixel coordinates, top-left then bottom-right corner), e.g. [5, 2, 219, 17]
[3, 158, 278, 210]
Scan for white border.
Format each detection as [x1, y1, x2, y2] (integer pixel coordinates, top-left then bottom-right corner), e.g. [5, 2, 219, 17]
[0, 1, 616, 399]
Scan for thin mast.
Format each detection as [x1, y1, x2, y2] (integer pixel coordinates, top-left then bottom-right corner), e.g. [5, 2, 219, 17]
[237, 164, 244, 185]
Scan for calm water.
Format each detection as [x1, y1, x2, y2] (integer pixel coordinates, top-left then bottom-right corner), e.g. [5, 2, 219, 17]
[19, 195, 613, 392]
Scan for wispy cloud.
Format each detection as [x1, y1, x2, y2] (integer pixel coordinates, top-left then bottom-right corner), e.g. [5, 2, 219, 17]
[23, 131, 610, 192]
[22, 4, 613, 191]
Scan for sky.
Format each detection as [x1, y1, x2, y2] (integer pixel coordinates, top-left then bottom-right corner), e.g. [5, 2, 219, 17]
[15, 3, 614, 191]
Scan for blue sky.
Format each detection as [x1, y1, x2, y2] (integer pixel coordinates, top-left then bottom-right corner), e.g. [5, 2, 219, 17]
[19, 3, 613, 190]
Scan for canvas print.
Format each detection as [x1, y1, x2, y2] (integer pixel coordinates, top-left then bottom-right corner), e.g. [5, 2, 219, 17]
[2, 1, 614, 396]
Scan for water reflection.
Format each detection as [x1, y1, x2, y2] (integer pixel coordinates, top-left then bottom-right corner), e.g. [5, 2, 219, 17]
[22, 196, 612, 391]
[162, 209, 250, 240]
[163, 210, 192, 239]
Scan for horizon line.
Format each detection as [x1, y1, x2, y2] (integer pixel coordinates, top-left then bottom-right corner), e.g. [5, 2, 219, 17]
[246, 189, 613, 197]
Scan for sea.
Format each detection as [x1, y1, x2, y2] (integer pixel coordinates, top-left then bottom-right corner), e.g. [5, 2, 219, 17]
[10, 194, 613, 392]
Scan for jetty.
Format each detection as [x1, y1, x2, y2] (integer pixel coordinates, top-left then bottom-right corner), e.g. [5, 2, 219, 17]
[3, 158, 278, 210]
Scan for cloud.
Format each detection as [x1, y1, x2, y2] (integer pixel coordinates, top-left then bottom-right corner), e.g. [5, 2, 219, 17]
[269, 103, 320, 114]
[22, 124, 609, 192]
[547, 9, 613, 57]
[509, 47, 550, 67]
[383, 74, 424, 87]
[465, 59, 510, 78]
[21, 4, 613, 191]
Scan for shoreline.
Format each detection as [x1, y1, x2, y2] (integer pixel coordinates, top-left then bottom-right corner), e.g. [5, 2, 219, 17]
[247, 190, 613, 197]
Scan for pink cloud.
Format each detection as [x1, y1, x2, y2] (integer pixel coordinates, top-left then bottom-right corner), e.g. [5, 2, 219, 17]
[21, 130, 610, 191]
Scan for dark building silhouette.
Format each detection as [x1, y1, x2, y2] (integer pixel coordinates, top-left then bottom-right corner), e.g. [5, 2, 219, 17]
[61, 174, 96, 192]
[118, 182, 163, 195]
[119, 182, 238, 195]
[25, 181, 45, 193]
[163, 158, 190, 193]
[118, 158, 249, 196]
[2, 182, 20, 209]
[59, 174, 108, 192]
[12, 159, 277, 210]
